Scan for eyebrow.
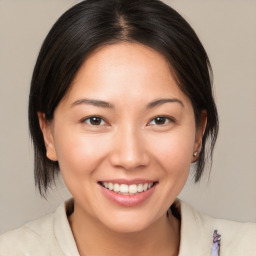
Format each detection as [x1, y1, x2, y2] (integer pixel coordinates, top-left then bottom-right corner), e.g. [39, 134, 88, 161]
[71, 97, 184, 109]
[146, 98, 184, 109]
[71, 98, 114, 108]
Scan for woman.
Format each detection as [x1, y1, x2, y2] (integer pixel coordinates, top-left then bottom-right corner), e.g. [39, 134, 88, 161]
[0, 0, 255, 255]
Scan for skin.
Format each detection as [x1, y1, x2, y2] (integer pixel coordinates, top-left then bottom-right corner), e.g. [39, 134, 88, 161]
[39, 42, 206, 256]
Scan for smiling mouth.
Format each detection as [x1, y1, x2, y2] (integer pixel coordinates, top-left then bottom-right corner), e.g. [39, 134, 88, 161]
[98, 181, 158, 195]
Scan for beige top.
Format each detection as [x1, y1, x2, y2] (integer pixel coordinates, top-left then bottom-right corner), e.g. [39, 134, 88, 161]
[0, 199, 255, 256]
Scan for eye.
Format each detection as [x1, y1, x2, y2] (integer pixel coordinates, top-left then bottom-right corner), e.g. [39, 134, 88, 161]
[83, 116, 106, 126]
[148, 116, 173, 126]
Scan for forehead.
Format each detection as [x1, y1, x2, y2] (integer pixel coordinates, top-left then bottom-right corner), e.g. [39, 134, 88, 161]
[62, 42, 190, 107]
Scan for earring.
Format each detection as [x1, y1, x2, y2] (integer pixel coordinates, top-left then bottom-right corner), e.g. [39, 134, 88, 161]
[193, 152, 198, 157]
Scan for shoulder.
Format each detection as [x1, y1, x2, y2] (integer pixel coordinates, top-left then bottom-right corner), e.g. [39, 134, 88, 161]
[0, 213, 54, 255]
[206, 211, 256, 255]
[178, 199, 256, 256]
[0, 199, 78, 256]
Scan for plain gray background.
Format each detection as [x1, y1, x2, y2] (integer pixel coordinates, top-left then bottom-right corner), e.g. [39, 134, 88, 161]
[0, 0, 256, 235]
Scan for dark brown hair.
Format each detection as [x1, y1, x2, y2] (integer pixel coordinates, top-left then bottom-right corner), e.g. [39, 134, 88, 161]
[29, 0, 218, 196]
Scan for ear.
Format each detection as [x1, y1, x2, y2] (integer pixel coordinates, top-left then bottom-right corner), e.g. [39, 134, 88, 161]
[192, 110, 207, 161]
[38, 112, 58, 161]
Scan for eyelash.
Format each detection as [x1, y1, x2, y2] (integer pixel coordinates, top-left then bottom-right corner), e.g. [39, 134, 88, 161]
[81, 115, 174, 126]
[147, 116, 174, 126]
[81, 116, 107, 126]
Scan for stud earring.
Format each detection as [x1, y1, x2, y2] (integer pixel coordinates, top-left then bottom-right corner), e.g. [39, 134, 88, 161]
[193, 152, 198, 157]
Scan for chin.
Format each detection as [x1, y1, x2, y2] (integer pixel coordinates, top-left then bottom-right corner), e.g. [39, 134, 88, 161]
[98, 210, 160, 234]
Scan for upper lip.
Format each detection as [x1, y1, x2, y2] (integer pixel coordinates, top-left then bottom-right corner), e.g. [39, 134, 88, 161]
[98, 179, 158, 185]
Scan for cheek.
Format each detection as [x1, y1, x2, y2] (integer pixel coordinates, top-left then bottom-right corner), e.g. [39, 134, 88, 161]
[53, 129, 110, 177]
[147, 128, 196, 173]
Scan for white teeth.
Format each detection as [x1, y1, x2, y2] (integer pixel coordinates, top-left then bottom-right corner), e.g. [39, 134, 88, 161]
[120, 184, 129, 193]
[137, 184, 144, 192]
[108, 183, 114, 191]
[113, 184, 120, 192]
[129, 185, 137, 194]
[101, 182, 155, 194]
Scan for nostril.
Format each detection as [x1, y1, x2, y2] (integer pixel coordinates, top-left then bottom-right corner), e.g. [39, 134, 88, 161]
[109, 150, 150, 170]
[109, 132, 150, 169]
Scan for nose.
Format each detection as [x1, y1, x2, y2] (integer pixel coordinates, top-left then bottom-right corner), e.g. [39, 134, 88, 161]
[109, 126, 150, 171]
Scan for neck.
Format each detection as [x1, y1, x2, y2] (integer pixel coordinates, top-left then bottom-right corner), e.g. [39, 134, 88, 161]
[68, 202, 180, 256]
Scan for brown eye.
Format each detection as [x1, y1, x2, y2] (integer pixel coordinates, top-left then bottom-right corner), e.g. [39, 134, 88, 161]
[149, 116, 172, 126]
[84, 116, 105, 126]
[154, 117, 166, 125]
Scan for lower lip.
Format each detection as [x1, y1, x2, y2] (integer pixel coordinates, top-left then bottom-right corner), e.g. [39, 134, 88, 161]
[99, 184, 157, 207]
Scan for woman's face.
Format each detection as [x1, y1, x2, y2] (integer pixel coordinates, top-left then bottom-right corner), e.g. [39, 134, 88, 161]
[41, 42, 204, 233]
